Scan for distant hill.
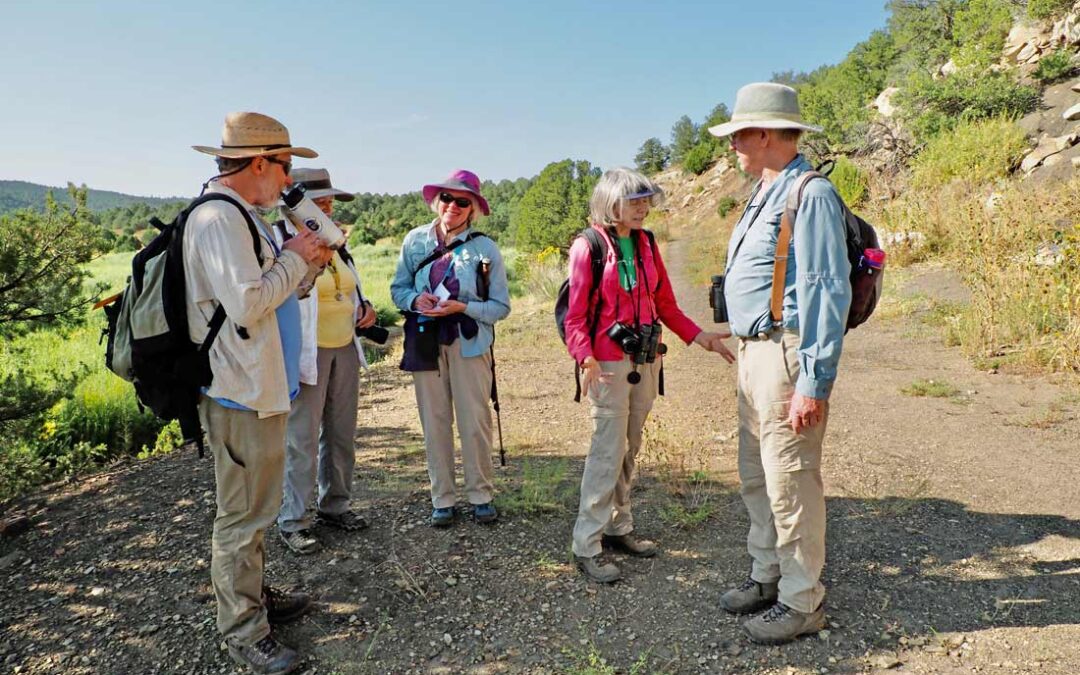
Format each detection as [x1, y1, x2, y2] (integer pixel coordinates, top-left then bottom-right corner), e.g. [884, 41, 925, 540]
[0, 180, 187, 214]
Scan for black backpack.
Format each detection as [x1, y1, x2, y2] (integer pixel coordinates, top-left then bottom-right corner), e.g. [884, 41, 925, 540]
[776, 171, 883, 331]
[553, 227, 660, 401]
[102, 193, 262, 455]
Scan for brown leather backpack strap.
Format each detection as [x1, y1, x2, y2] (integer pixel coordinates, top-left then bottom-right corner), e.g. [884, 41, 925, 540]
[769, 171, 822, 324]
[770, 210, 794, 323]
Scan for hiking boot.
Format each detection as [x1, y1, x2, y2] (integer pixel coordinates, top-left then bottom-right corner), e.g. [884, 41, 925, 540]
[226, 635, 300, 675]
[279, 528, 320, 555]
[575, 555, 622, 583]
[743, 602, 826, 645]
[430, 507, 455, 527]
[472, 502, 498, 524]
[720, 577, 779, 615]
[316, 510, 368, 532]
[263, 586, 312, 624]
[601, 533, 658, 558]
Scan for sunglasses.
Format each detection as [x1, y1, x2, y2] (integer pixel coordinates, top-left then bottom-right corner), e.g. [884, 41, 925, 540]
[265, 156, 292, 175]
[439, 192, 473, 209]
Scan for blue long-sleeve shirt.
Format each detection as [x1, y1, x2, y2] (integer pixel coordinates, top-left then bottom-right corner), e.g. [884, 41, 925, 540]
[390, 220, 511, 357]
[724, 155, 851, 399]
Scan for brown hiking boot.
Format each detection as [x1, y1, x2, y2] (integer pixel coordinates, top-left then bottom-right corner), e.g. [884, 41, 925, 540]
[601, 533, 659, 558]
[743, 602, 826, 645]
[575, 555, 622, 583]
[263, 586, 312, 624]
[720, 577, 779, 614]
[226, 635, 300, 675]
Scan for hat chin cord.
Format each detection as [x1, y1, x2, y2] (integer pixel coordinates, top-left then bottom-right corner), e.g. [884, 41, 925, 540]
[199, 158, 255, 196]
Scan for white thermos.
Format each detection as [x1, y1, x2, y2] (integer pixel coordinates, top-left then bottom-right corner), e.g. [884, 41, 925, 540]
[279, 184, 347, 249]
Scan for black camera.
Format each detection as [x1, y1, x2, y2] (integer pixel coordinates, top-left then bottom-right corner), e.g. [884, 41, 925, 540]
[709, 275, 729, 324]
[356, 325, 389, 345]
[607, 322, 642, 355]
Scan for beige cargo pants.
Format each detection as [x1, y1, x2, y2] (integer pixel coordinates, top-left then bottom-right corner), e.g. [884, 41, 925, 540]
[572, 358, 659, 558]
[200, 397, 288, 646]
[412, 341, 495, 508]
[737, 331, 828, 613]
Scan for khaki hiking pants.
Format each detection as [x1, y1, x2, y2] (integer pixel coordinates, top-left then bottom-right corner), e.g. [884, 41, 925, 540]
[572, 358, 659, 558]
[412, 341, 495, 508]
[737, 331, 828, 614]
[279, 344, 361, 533]
[200, 397, 288, 646]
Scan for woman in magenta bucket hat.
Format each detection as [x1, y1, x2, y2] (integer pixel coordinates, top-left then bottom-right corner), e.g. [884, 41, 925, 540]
[390, 170, 510, 527]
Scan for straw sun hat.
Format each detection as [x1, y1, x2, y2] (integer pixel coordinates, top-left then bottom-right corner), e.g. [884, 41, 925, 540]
[193, 111, 318, 159]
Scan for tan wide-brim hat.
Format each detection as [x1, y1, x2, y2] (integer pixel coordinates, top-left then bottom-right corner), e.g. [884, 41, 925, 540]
[707, 82, 823, 138]
[193, 111, 318, 159]
[285, 167, 355, 202]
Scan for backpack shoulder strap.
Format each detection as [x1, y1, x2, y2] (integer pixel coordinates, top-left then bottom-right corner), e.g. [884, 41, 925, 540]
[186, 193, 264, 266]
[769, 172, 826, 323]
[580, 227, 607, 295]
[412, 230, 490, 276]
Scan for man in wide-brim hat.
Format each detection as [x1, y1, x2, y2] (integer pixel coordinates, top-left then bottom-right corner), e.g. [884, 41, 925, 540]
[708, 83, 851, 645]
[186, 111, 331, 674]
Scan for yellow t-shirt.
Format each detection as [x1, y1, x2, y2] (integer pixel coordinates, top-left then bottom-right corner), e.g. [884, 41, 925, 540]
[315, 251, 357, 348]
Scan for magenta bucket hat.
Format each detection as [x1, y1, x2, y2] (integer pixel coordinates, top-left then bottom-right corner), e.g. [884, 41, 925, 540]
[422, 169, 490, 216]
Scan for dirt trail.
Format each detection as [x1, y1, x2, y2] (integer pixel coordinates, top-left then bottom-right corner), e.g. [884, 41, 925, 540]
[1, 223, 1078, 675]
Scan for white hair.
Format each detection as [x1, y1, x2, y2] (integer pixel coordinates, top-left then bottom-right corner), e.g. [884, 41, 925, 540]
[589, 167, 665, 225]
[428, 192, 483, 224]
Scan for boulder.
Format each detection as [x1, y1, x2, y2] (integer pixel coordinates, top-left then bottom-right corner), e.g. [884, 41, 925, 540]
[1005, 23, 1046, 59]
[1050, 12, 1080, 46]
[941, 60, 958, 77]
[1021, 132, 1079, 172]
[1016, 43, 1041, 63]
[872, 87, 901, 118]
[1064, 102, 1080, 121]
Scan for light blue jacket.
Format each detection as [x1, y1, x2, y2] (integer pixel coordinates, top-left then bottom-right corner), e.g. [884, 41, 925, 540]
[724, 155, 852, 399]
[390, 220, 511, 358]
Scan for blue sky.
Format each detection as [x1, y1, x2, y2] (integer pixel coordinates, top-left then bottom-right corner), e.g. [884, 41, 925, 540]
[0, 1, 888, 198]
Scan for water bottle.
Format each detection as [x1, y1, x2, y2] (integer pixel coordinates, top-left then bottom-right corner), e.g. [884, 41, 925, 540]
[280, 184, 347, 249]
[861, 248, 886, 273]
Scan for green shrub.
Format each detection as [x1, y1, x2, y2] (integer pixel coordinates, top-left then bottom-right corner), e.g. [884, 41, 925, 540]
[830, 157, 869, 207]
[0, 441, 51, 503]
[1033, 49, 1078, 83]
[716, 196, 738, 218]
[682, 143, 715, 175]
[1028, 0, 1073, 20]
[900, 70, 1040, 141]
[39, 370, 164, 463]
[910, 117, 1028, 188]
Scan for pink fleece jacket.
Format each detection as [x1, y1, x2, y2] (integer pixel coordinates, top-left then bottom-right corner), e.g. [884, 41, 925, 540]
[564, 224, 702, 364]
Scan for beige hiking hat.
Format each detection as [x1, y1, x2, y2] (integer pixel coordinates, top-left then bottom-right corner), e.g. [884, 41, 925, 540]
[286, 167, 355, 202]
[707, 82, 823, 137]
[193, 111, 318, 159]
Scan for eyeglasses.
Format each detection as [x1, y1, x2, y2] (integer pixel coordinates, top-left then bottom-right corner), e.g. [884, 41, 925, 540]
[439, 192, 473, 209]
[265, 156, 292, 175]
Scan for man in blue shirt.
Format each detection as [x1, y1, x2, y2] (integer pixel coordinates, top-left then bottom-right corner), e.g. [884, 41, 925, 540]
[707, 83, 852, 645]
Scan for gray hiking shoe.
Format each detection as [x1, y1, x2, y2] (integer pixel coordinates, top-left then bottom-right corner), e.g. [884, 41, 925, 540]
[743, 602, 826, 645]
[226, 635, 300, 675]
[279, 528, 320, 555]
[720, 577, 779, 614]
[601, 533, 659, 558]
[575, 555, 622, 583]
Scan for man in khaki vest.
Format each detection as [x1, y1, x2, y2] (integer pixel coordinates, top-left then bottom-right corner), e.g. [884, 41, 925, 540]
[187, 112, 331, 674]
[707, 84, 852, 645]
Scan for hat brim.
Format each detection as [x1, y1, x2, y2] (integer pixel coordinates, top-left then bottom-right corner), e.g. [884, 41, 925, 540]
[192, 145, 319, 159]
[422, 184, 491, 216]
[303, 187, 355, 202]
[707, 119, 823, 138]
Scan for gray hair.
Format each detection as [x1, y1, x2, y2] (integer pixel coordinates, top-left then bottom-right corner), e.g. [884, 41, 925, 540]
[215, 156, 253, 174]
[428, 193, 483, 224]
[589, 167, 665, 225]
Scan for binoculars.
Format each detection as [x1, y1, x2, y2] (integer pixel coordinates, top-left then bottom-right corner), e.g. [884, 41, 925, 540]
[709, 275, 729, 324]
[607, 321, 667, 384]
[355, 324, 389, 345]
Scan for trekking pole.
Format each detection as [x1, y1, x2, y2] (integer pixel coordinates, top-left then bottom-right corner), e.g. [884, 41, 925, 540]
[490, 346, 505, 467]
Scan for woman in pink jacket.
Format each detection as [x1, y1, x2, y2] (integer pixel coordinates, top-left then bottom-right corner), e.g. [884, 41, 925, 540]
[565, 167, 734, 583]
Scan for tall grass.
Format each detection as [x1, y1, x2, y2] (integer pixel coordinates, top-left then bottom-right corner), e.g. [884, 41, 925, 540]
[874, 176, 1080, 372]
[910, 117, 1028, 189]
